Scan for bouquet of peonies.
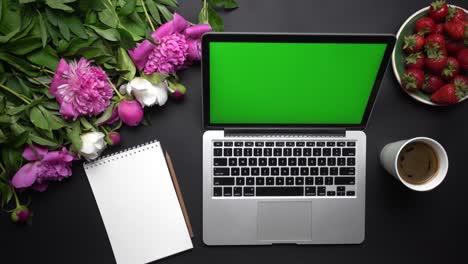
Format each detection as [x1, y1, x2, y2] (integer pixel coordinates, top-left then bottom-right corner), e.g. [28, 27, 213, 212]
[0, 0, 238, 224]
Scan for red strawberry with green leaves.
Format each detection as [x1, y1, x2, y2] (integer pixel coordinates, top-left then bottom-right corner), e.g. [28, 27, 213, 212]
[424, 33, 446, 50]
[446, 40, 464, 56]
[444, 20, 466, 40]
[447, 6, 466, 22]
[429, 0, 449, 22]
[433, 23, 444, 34]
[451, 75, 468, 87]
[422, 74, 445, 93]
[415, 17, 435, 35]
[425, 44, 448, 74]
[458, 48, 468, 72]
[405, 52, 425, 69]
[431, 82, 467, 104]
[403, 34, 425, 53]
[441, 57, 459, 81]
[401, 68, 425, 91]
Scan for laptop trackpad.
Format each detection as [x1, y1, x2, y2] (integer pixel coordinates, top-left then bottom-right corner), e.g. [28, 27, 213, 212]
[257, 201, 312, 242]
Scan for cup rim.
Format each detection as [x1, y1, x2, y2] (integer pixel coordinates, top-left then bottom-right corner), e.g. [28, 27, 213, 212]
[393, 137, 448, 191]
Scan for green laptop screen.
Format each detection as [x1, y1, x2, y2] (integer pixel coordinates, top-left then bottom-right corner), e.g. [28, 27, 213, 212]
[209, 42, 387, 125]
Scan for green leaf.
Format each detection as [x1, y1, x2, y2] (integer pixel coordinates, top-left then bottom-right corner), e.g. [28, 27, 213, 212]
[0, 52, 39, 77]
[30, 133, 59, 147]
[45, 7, 59, 26]
[98, 6, 119, 28]
[79, 117, 94, 131]
[26, 45, 59, 71]
[37, 11, 48, 47]
[45, 20, 60, 46]
[208, 0, 238, 9]
[142, 72, 168, 84]
[156, 3, 173, 22]
[1, 147, 24, 173]
[119, 0, 135, 16]
[30, 106, 50, 130]
[117, 48, 136, 81]
[207, 4, 223, 31]
[66, 121, 82, 152]
[45, 0, 76, 13]
[60, 37, 97, 56]
[0, 128, 6, 143]
[87, 25, 120, 41]
[0, 115, 12, 124]
[38, 106, 68, 130]
[58, 18, 71, 40]
[198, 4, 208, 24]
[94, 103, 114, 125]
[1, 37, 42, 56]
[119, 15, 145, 41]
[116, 27, 135, 49]
[156, 0, 178, 8]
[63, 16, 88, 39]
[0, 183, 14, 207]
[0, 94, 5, 113]
[0, 29, 19, 44]
[9, 131, 29, 148]
[147, 0, 161, 25]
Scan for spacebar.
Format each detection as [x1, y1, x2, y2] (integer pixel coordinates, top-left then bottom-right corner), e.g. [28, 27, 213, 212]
[256, 187, 304, 196]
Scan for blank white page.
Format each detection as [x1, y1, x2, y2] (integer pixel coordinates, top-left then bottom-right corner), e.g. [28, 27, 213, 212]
[84, 141, 192, 264]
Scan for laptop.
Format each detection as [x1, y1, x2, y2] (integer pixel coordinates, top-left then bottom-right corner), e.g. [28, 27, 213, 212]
[202, 33, 395, 245]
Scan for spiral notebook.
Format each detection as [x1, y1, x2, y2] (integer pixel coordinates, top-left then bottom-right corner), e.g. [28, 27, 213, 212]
[84, 140, 193, 264]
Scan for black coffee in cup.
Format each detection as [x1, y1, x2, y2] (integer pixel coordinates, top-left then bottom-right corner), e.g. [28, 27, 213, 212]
[397, 142, 439, 185]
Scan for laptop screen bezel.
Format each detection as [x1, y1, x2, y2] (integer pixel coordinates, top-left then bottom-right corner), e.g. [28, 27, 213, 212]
[202, 33, 395, 130]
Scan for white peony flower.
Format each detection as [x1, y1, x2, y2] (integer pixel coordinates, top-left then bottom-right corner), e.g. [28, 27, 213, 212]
[120, 77, 168, 107]
[80, 132, 107, 161]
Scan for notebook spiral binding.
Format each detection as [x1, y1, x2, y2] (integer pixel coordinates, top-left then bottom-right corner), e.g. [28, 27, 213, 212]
[83, 140, 159, 169]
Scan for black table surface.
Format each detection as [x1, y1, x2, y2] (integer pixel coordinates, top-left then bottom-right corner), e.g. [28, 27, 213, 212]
[1, 0, 467, 263]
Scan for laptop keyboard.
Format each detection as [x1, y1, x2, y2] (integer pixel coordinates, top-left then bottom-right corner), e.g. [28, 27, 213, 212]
[212, 140, 356, 197]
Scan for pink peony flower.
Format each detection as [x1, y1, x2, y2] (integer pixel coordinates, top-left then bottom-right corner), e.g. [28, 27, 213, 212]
[50, 58, 113, 119]
[118, 100, 144, 126]
[128, 13, 211, 75]
[11, 145, 74, 192]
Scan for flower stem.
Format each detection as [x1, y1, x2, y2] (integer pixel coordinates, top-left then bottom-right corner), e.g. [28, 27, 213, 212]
[203, 0, 208, 21]
[0, 83, 32, 104]
[0, 162, 5, 173]
[108, 80, 124, 100]
[140, 0, 156, 32]
[13, 189, 20, 207]
[31, 65, 55, 75]
[31, 77, 50, 89]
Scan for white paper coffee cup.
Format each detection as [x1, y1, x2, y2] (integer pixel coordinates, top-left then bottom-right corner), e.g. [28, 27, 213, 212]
[380, 137, 448, 191]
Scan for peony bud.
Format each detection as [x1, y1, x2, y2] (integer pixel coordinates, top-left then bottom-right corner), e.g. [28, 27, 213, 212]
[167, 82, 186, 100]
[80, 132, 107, 160]
[11, 206, 30, 224]
[108, 132, 121, 145]
[118, 99, 144, 126]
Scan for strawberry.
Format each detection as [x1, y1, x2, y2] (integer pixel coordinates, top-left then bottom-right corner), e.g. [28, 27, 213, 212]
[401, 68, 425, 91]
[446, 40, 464, 56]
[431, 82, 467, 104]
[458, 48, 468, 72]
[444, 20, 465, 40]
[405, 52, 425, 69]
[429, 0, 449, 22]
[441, 57, 459, 81]
[424, 33, 446, 50]
[415, 17, 435, 35]
[451, 75, 468, 88]
[425, 44, 448, 74]
[447, 6, 467, 22]
[422, 74, 445, 93]
[403, 34, 425, 53]
[433, 23, 444, 34]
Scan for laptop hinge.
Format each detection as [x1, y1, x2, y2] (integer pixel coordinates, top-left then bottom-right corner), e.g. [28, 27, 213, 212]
[224, 128, 346, 137]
